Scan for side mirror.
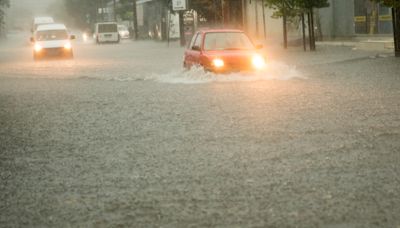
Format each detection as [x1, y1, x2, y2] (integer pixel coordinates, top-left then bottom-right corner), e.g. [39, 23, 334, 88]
[192, 45, 201, 51]
[70, 35, 76, 40]
[30, 37, 34, 42]
[255, 44, 263, 50]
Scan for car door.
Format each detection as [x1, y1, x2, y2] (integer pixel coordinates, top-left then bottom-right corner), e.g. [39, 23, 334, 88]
[184, 32, 202, 67]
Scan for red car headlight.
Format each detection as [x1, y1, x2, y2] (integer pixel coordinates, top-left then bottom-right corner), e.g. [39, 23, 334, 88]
[252, 55, 266, 70]
[212, 58, 224, 68]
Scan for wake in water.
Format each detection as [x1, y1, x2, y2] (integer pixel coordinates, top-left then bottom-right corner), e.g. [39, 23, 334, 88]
[153, 61, 305, 84]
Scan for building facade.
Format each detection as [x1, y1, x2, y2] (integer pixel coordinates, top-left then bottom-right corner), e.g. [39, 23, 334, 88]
[319, 0, 393, 39]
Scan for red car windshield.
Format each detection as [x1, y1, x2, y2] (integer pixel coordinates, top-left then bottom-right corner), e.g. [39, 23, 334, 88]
[204, 32, 255, 51]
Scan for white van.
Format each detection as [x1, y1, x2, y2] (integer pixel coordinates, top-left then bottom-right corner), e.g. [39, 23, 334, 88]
[94, 22, 120, 44]
[32, 17, 54, 33]
[30, 23, 75, 60]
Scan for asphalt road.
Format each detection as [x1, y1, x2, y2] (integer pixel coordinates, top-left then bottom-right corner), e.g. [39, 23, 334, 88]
[0, 32, 399, 228]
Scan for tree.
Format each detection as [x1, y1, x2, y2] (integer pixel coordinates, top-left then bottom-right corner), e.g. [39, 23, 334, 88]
[263, 0, 328, 50]
[298, 0, 329, 50]
[0, 0, 10, 38]
[264, 0, 299, 49]
[370, 0, 400, 57]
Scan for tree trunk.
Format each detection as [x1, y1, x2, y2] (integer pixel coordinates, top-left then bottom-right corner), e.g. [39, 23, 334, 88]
[307, 12, 312, 50]
[315, 10, 323, 41]
[132, 0, 138, 40]
[283, 14, 287, 49]
[308, 8, 316, 51]
[301, 13, 306, 51]
[262, 1, 267, 40]
[393, 7, 400, 57]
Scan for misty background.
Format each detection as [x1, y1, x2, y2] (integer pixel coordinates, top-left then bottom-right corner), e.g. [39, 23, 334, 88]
[6, 0, 67, 31]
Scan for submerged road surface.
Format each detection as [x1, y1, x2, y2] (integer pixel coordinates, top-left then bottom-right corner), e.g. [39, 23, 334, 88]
[1, 32, 399, 227]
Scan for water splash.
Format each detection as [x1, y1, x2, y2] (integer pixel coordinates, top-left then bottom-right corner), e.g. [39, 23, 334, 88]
[153, 61, 305, 84]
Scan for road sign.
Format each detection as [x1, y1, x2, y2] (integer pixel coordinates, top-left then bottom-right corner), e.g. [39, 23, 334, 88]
[172, 0, 188, 11]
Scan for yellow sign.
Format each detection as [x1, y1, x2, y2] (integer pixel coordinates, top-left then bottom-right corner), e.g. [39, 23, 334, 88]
[379, 15, 392, 21]
[354, 16, 366, 22]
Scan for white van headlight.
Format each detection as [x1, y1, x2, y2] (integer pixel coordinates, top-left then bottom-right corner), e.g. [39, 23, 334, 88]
[64, 43, 72, 50]
[34, 43, 42, 52]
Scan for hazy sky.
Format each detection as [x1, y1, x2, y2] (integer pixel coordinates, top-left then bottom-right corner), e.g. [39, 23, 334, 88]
[10, 0, 60, 15]
[7, 0, 62, 29]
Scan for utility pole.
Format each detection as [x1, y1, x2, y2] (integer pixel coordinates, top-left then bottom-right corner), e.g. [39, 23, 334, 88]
[113, 0, 117, 21]
[393, 7, 400, 57]
[179, 10, 185, 46]
[132, 0, 138, 39]
[101, 0, 105, 21]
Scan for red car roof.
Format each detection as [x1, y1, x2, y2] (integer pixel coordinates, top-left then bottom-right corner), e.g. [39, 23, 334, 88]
[198, 29, 244, 33]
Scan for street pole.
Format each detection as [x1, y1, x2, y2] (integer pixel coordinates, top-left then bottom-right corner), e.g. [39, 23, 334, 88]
[101, 0, 105, 21]
[167, 10, 170, 47]
[113, 0, 117, 21]
[132, 0, 138, 40]
[179, 11, 186, 46]
[393, 7, 400, 57]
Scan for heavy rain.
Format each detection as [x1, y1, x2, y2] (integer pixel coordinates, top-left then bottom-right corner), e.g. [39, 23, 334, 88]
[0, 0, 399, 227]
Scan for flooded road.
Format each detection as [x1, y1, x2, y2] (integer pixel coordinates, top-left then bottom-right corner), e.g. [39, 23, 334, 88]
[1, 32, 399, 227]
[0, 32, 303, 82]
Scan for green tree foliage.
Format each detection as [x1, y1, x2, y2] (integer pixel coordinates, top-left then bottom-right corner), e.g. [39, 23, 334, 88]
[264, 0, 329, 17]
[264, 0, 300, 18]
[263, 0, 328, 50]
[369, 0, 400, 8]
[115, 0, 131, 21]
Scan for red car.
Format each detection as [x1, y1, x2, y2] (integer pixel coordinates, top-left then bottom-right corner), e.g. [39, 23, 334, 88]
[183, 29, 266, 73]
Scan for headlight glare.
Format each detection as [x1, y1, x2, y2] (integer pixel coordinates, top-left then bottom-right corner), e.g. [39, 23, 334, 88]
[212, 58, 224, 68]
[64, 43, 72, 49]
[34, 43, 42, 52]
[252, 55, 266, 69]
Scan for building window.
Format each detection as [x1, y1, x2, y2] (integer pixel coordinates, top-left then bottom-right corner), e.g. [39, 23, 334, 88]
[354, 0, 392, 34]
